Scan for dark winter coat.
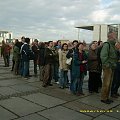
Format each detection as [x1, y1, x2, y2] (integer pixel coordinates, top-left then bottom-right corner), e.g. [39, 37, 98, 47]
[71, 50, 88, 78]
[21, 43, 30, 62]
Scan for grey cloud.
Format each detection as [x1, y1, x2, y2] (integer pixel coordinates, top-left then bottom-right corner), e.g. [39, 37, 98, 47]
[0, 0, 119, 42]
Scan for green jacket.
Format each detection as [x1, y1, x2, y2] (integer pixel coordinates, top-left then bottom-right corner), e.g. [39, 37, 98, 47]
[13, 46, 21, 61]
[100, 40, 117, 69]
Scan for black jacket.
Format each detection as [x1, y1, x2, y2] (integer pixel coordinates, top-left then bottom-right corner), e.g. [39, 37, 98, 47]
[32, 45, 39, 60]
[44, 48, 55, 64]
[39, 47, 46, 66]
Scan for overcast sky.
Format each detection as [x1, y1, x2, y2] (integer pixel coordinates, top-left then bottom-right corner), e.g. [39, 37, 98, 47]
[0, 0, 120, 42]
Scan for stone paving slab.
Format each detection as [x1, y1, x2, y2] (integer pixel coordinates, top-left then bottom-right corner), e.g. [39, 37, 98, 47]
[93, 114, 119, 120]
[0, 97, 45, 116]
[0, 58, 119, 120]
[0, 87, 20, 96]
[105, 105, 120, 120]
[0, 71, 11, 74]
[112, 95, 120, 102]
[39, 87, 79, 101]
[0, 76, 7, 80]
[77, 94, 120, 110]
[63, 101, 103, 117]
[0, 79, 27, 87]
[10, 84, 39, 92]
[38, 106, 92, 120]
[0, 106, 17, 120]
[14, 114, 48, 120]
[24, 78, 40, 83]
[0, 67, 11, 71]
[0, 73, 18, 78]
[22, 93, 66, 108]
[27, 81, 43, 88]
[39, 87, 90, 101]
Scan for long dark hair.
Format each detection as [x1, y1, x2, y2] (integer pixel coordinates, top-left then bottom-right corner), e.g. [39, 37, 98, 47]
[61, 43, 68, 50]
[76, 42, 84, 52]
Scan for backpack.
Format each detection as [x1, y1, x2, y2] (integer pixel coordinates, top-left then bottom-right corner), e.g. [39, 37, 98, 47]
[21, 44, 35, 60]
[97, 42, 110, 65]
[28, 49, 35, 60]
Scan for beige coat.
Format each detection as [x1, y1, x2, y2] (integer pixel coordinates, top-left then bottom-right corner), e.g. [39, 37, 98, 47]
[59, 50, 69, 71]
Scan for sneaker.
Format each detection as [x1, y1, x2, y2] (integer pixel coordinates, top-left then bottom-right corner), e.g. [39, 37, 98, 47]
[55, 81, 59, 84]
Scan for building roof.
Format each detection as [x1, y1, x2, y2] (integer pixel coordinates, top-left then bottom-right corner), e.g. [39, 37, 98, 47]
[75, 25, 93, 30]
[75, 24, 120, 31]
[0, 31, 9, 33]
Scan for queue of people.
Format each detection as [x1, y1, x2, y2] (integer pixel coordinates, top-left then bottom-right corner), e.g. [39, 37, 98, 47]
[0, 31, 120, 104]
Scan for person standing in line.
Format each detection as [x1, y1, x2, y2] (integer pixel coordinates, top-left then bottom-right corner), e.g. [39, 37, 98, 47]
[70, 42, 88, 95]
[74, 43, 87, 95]
[52, 46, 59, 83]
[32, 39, 39, 77]
[21, 38, 31, 79]
[66, 40, 78, 91]
[13, 41, 21, 75]
[42, 41, 55, 87]
[100, 32, 117, 104]
[11, 39, 19, 71]
[88, 42, 101, 93]
[96, 40, 103, 89]
[19, 36, 25, 75]
[53, 40, 62, 83]
[59, 43, 69, 89]
[111, 42, 120, 98]
[55, 40, 62, 50]
[1, 40, 11, 67]
[38, 42, 46, 81]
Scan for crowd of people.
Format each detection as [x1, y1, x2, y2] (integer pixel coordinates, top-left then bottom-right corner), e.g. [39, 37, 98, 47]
[0, 31, 120, 104]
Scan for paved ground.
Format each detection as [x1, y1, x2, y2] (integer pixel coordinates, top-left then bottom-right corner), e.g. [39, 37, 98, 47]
[0, 58, 120, 120]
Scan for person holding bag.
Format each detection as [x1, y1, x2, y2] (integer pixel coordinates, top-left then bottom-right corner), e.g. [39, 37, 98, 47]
[59, 43, 69, 89]
[70, 43, 87, 95]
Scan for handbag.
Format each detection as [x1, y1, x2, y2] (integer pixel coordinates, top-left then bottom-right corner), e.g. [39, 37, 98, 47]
[66, 57, 72, 65]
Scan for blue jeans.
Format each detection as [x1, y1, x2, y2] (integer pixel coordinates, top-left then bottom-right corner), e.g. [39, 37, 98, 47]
[111, 63, 120, 95]
[70, 78, 78, 94]
[77, 72, 84, 93]
[53, 63, 59, 82]
[59, 70, 68, 87]
[23, 61, 29, 77]
[20, 59, 24, 76]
